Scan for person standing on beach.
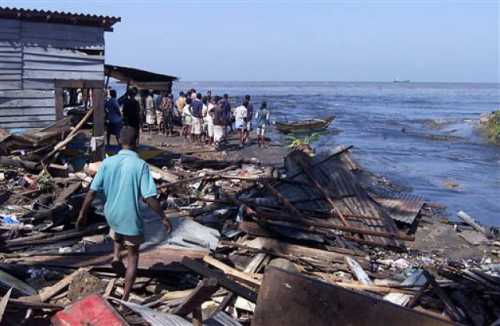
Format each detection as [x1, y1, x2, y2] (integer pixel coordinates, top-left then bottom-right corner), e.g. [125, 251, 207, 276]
[221, 94, 232, 138]
[243, 95, 253, 145]
[161, 94, 175, 136]
[176, 91, 186, 116]
[213, 97, 225, 149]
[191, 93, 204, 144]
[255, 101, 271, 147]
[145, 90, 156, 134]
[182, 97, 193, 142]
[234, 102, 248, 148]
[104, 89, 123, 146]
[122, 87, 142, 140]
[205, 97, 216, 146]
[77, 126, 172, 301]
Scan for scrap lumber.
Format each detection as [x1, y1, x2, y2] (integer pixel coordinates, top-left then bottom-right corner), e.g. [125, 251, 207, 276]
[0, 288, 12, 323]
[172, 277, 219, 316]
[202, 255, 262, 288]
[181, 257, 257, 303]
[0, 269, 37, 296]
[253, 267, 453, 326]
[422, 270, 466, 323]
[42, 107, 95, 164]
[0, 157, 39, 171]
[385, 270, 428, 306]
[254, 209, 414, 241]
[35, 268, 90, 302]
[457, 211, 491, 238]
[345, 256, 372, 285]
[241, 237, 360, 265]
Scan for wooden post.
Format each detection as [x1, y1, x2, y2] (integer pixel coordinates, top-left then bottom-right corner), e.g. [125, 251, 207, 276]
[92, 87, 105, 161]
[55, 87, 64, 120]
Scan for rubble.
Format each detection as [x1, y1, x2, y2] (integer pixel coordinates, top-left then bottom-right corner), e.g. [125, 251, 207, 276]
[0, 121, 499, 325]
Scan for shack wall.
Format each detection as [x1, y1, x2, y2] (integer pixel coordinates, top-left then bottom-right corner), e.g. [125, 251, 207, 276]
[0, 18, 105, 129]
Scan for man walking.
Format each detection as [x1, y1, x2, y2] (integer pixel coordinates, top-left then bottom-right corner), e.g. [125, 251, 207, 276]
[122, 87, 142, 140]
[76, 127, 172, 301]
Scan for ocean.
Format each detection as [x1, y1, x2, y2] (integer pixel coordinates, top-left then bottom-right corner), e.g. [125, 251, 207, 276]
[170, 81, 500, 226]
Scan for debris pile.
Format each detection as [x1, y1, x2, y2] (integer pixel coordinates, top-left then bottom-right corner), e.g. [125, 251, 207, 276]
[0, 122, 499, 325]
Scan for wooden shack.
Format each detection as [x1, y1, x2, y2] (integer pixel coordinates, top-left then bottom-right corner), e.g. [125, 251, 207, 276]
[0, 7, 121, 130]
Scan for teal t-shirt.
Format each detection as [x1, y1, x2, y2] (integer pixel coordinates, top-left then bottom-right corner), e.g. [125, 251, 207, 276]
[90, 149, 157, 236]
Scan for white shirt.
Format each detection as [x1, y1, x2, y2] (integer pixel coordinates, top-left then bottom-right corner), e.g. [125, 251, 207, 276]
[234, 105, 247, 121]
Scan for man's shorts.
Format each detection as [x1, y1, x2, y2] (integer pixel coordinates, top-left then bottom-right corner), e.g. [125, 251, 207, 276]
[109, 229, 144, 247]
[257, 126, 266, 136]
[235, 119, 245, 130]
[191, 117, 202, 135]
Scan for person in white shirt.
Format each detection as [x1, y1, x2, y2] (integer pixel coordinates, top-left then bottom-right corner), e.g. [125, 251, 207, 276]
[145, 90, 156, 135]
[233, 102, 248, 148]
[203, 97, 215, 146]
[182, 98, 193, 143]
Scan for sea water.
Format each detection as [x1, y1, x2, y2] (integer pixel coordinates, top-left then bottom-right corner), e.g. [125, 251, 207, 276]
[169, 81, 500, 226]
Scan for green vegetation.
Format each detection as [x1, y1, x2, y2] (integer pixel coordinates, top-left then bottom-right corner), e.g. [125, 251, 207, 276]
[285, 132, 321, 149]
[487, 110, 500, 142]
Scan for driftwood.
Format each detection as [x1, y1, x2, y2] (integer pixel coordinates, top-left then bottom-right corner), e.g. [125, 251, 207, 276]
[0, 157, 39, 171]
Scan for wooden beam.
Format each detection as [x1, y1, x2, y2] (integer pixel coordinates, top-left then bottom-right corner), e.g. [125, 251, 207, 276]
[54, 86, 64, 120]
[181, 258, 257, 303]
[172, 278, 218, 317]
[202, 255, 262, 288]
[91, 87, 105, 161]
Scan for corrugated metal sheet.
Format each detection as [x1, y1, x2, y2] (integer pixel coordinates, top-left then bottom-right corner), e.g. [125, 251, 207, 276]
[116, 300, 242, 326]
[0, 7, 120, 31]
[371, 192, 425, 224]
[265, 148, 405, 248]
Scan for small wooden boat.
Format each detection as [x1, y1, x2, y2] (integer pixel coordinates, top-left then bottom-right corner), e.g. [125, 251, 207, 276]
[275, 116, 335, 134]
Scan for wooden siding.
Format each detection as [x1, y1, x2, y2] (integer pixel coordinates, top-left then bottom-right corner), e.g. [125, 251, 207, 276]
[0, 18, 105, 129]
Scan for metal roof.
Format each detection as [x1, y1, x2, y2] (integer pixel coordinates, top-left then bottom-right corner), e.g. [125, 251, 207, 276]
[0, 7, 121, 31]
[105, 64, 178, 85]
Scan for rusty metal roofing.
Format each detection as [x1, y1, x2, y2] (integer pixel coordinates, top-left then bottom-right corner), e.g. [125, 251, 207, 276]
[265, 147, 406, 248]
[0, 7, 121, 31]
[371, 192, 425, 225]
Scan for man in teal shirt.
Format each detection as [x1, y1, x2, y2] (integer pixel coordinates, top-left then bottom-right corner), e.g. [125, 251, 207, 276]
[77, 126, 171, 301]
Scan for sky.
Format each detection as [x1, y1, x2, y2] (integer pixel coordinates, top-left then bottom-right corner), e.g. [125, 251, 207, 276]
[3, 0, 499, 82]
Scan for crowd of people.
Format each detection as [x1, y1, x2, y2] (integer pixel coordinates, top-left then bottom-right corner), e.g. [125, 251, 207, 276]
[104, 87, 271, 149]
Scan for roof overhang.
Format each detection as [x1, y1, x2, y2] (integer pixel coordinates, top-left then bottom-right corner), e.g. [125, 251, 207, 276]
[105, 64, 178, 90]
[0, 7, 121, 31]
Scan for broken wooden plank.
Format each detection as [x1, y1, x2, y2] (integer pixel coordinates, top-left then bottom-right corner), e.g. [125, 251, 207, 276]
[38, 268, 90, 302]
[0, 288, 12, 323]
[457, 211, 491, 238]
[345, 256, 372, 285]
[202, 255, 262, 288]
[385, 270, 427, 306]
[172, 277, 219, 317]
[242, 237, 361, 265]
[181, 257, 257, 303]
[423, 270, 467, 323]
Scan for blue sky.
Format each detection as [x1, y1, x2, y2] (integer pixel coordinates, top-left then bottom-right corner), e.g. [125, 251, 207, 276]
[3, 0, 499, 82]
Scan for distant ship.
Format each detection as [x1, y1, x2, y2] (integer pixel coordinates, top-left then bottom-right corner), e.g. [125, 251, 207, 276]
[393, 79, 410, 83]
